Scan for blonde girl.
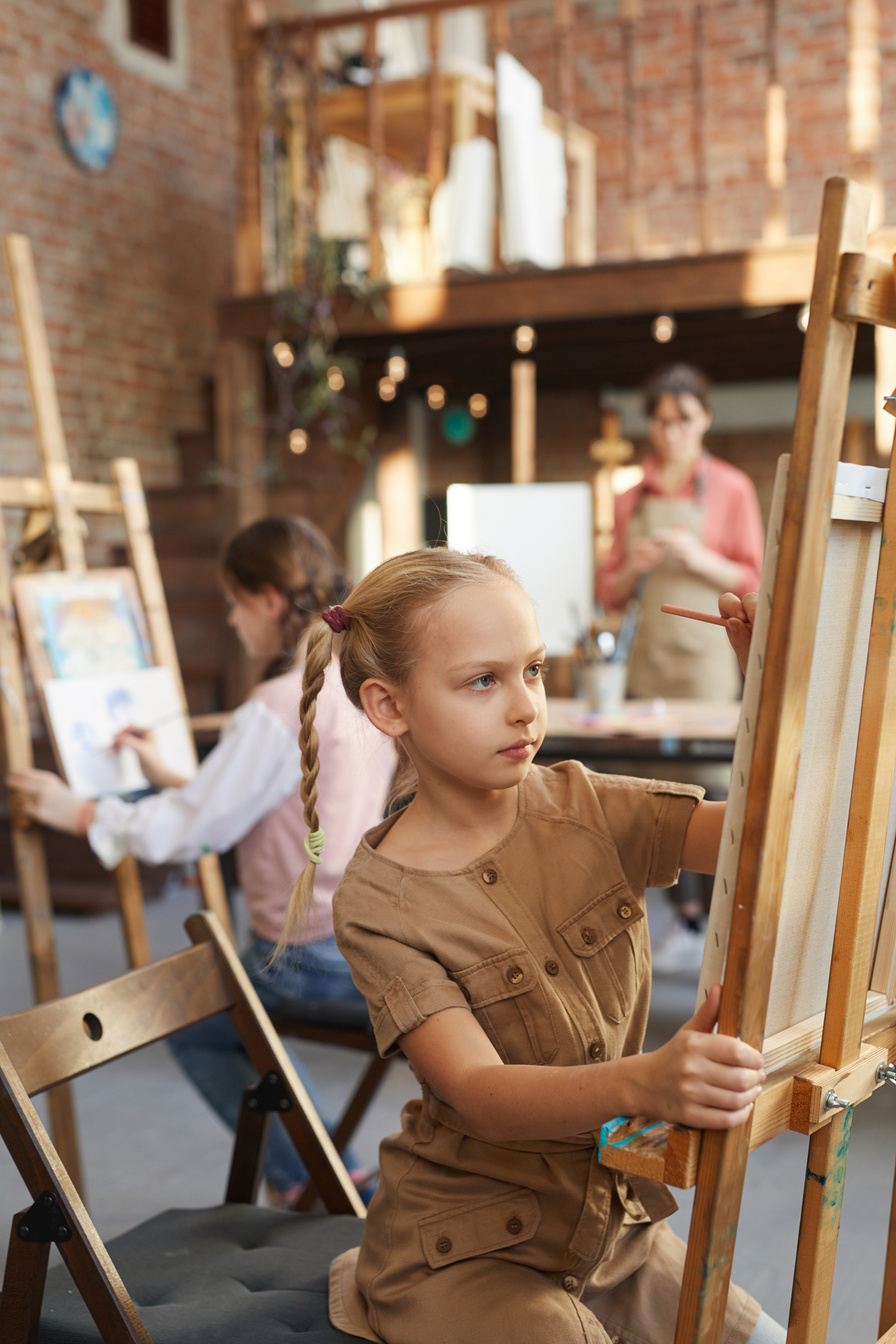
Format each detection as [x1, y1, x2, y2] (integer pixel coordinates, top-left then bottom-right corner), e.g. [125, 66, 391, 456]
[286, 548, 783, 1344]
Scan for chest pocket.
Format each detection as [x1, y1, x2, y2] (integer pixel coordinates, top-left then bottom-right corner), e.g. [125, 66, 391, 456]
[452, 949, 558, 1065]
[556, 884, 644, 1023]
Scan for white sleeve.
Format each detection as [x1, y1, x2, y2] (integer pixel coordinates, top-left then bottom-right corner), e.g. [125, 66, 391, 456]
[87, 700, 301, 870]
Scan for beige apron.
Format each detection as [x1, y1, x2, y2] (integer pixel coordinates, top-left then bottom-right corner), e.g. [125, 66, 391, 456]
[625, 486, 741, 703]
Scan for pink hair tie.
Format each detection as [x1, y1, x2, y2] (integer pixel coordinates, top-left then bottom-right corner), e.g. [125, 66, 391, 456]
[321, 605, 352, 633]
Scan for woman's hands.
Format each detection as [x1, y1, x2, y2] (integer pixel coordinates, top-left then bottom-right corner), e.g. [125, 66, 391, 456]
[719, 591, 757, 674]
[628, 984, 765, 1129]
[7, 768, 90, 834]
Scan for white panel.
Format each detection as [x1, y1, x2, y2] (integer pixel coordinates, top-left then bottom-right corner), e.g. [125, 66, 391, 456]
[446, 482, 593, 656]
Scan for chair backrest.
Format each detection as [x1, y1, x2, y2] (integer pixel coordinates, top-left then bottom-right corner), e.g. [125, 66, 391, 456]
[0, 911, 366, 1344]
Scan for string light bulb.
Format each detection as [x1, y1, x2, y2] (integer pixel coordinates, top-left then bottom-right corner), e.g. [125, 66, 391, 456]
[650, 314, 676, 344]
[327, 366, 345, 391]
[273, 341, 295, 368]
[289, 428, 308, 454]
[378, 376, 397, 402]
[513, 325, 536, 353]
[386, 349, 408, 382]
[797, 303, 810, 333]
[469, 393, 488, 419]
[427, 384, 446, 410]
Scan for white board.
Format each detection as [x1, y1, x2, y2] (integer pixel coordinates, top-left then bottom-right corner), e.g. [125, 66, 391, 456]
[446, 481, 593, 656]
[44, 666, 197, 798]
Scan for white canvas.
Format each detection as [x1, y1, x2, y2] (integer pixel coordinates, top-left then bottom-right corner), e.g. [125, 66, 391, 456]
[430, 136, 496, 273]
[44, 666, 197, 799]
[496, 51, 567, 269]
[446, 481, 593, 656]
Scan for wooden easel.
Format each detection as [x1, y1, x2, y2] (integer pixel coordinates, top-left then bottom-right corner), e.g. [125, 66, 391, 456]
[595, 177, 896, 1342]
[0, 234, 232, 1191]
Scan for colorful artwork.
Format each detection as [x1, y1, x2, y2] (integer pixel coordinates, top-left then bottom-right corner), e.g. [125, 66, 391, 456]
[34, 576, 151, 679]
[53, 69, 119, 174]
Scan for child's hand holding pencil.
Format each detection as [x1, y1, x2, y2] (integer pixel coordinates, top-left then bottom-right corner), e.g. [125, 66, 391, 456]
[661, 592, 757, 675]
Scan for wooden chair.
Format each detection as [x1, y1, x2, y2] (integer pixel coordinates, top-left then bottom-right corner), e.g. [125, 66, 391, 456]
[268, 1007, 392, 1211]
[0, 911, 368, 1343]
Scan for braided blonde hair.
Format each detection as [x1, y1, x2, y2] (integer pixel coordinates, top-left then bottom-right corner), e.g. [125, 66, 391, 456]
[275, 548, 519, 950]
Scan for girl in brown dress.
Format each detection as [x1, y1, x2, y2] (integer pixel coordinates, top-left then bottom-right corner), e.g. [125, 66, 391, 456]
[282, 549, 783, 1344]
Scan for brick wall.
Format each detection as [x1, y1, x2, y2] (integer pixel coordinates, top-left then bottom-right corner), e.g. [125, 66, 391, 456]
[504, 0, 880, 258]
[0, 0, 238, 513]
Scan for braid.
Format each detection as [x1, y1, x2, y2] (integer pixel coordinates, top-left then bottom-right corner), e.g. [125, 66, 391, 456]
[272, 620, 334, 955]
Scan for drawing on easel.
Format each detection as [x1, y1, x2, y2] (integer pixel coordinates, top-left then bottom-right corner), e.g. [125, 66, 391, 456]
[12, 568, 192, 797]
[43, 667, 196, 798]
[13, 568, 151, 682]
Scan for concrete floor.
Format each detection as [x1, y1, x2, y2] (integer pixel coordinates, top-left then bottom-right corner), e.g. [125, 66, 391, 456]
[1, 880, 894, 1336]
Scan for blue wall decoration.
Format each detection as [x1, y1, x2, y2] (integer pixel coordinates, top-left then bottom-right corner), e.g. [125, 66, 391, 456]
[54, 69, 119, 174]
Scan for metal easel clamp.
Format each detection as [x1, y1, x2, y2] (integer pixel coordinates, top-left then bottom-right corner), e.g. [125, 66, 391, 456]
[790, 1043, 888, 1132]
[824, 1091, 852, 1111]
[877, 1062, 896, 1086]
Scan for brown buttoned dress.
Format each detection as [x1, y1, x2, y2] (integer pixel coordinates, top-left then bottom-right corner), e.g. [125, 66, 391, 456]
[328, 762, 761, 1344]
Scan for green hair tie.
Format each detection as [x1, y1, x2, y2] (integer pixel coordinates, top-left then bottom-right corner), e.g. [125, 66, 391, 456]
[304, 828, 325, 865]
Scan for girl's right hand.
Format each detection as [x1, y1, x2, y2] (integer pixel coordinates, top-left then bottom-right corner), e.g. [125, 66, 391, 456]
[632, 983, 765, 1129]
[113, 727, 187, 789]
[720, 591, 757, 675]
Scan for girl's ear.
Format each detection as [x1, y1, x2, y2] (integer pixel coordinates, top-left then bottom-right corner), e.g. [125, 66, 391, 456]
[360, 678, 408, 738]
[259, 583, 290, 619]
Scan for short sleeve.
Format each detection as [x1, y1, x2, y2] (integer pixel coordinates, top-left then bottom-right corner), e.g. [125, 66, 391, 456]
[334, 859, 468, 1058]
[586, 771, 704, 893]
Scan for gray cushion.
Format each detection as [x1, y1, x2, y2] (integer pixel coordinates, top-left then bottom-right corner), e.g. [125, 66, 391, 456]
[32, 1205, 365, 1342]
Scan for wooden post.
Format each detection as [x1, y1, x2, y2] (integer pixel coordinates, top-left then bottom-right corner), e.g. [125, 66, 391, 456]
[3, 236, 85, 576]
[553, 0, 575, 266]
[0, 508, 83, 1194]
[621, 1, 643, 257]
[232, 1, 265, 295]
[692, 2, 709, 251]
[674, 177, 871, 1343]
[427, 13, 446, 188]
[848, 0, 882, 229]
[511, 360, 536, 484]
[376, 444, 422, 558]
[366, 22, 385, 280]
[763, 0, 788, 244]
[113, 459, 234, 944]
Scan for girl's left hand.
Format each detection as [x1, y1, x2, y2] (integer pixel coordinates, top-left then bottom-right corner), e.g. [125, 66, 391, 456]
[719, 591, 757, 675]
[6, 768, 84, 834]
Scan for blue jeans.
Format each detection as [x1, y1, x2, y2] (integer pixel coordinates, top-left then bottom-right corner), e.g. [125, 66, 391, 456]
[168, 933, 365, 1194]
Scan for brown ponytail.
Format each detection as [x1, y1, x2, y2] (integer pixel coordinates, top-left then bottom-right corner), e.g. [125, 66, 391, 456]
[274, 548, 521, 953]
[272, 619, 335, 955]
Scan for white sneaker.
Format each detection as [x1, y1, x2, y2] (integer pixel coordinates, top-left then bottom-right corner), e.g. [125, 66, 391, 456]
[651, 919, 706, 975]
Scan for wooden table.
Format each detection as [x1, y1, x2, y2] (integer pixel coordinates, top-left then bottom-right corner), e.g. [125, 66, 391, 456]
[540, 698, 741, 769]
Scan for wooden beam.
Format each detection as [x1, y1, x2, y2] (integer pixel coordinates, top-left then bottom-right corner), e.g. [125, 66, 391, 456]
[4, 235, 85, 575]
[511, 359, 536, 483]
[218, 241, 820, 340]
[259, 0, 520, 37]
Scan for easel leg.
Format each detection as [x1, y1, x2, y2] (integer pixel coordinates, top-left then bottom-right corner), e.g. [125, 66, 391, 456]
[675, 1124, 752, 1343]
[112, 856, 151, 969]
[787, 1109, 852, 1344]
[197, 852, 234, 942]
[10, 826, 83, 1194]
[879, 1124, 896, 1335]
